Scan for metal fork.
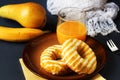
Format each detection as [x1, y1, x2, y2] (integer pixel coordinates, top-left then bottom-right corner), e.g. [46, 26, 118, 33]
[107, 39, 119, 52]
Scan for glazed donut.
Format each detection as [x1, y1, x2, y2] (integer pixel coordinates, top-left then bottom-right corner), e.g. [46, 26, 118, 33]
[40, 45, 68, 75]
[61, 38, 97, 74]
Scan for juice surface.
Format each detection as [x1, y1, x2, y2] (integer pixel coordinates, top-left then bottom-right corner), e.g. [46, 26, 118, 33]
[57, 21, 87, 44]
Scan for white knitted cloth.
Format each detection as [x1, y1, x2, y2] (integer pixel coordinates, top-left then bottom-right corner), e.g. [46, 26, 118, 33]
[86, 2, 120, 37]
[47, 0, 107, 15]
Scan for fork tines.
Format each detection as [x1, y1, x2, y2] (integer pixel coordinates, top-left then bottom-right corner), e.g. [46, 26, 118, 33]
[107, 39, 118, 52]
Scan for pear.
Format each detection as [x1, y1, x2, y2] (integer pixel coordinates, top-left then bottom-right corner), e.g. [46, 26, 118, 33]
[0, 26, 49, 42]
[0, 2, 46, 28]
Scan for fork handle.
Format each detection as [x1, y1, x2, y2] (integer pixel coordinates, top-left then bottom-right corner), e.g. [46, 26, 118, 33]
[114, 50, 120, 56]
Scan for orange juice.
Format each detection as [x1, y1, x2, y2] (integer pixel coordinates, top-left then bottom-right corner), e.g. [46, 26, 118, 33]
[57, 21, 87, 44]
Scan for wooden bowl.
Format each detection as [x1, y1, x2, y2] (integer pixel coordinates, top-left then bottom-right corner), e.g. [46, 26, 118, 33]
[22, 33, 107, 80]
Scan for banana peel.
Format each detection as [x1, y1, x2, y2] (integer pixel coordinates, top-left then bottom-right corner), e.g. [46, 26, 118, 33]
[0, 26, 49, 42]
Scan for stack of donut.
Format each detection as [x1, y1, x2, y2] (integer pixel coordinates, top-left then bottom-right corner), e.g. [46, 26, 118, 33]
[40, 38, 97, 75]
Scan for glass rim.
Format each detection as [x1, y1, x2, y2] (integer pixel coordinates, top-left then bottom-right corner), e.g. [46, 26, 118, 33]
[58, 7, 86, 22]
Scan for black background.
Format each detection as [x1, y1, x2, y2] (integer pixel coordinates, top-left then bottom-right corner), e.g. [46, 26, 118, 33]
[0, 0, 120, 80]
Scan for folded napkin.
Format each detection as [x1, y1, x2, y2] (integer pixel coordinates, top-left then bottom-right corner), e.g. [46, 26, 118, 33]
[19, 59, 46, 80]
[19, 58, 106, 80]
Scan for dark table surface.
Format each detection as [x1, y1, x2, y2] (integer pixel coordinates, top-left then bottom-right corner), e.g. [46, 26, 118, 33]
[0, 0, 120, 80]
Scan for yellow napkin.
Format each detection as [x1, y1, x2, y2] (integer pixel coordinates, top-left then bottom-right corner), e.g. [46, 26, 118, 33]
[19, 59, 106, 80]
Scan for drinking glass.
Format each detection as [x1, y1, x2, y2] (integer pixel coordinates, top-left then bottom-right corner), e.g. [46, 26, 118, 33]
[56, 7, 87, 44]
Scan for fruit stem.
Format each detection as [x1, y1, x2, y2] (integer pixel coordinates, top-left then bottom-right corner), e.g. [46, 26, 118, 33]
[43, 30, 51, 34]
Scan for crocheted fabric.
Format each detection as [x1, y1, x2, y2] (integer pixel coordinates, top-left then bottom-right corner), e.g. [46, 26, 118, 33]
[86, 2, 119, 37]
[47, 0, 107, 15]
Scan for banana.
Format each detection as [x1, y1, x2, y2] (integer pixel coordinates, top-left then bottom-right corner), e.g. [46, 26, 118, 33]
[0, 26, 49, 42]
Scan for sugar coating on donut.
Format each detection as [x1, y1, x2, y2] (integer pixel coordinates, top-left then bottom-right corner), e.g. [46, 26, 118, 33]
[61, 38, 97, 74]
[40, 45, 68, 75]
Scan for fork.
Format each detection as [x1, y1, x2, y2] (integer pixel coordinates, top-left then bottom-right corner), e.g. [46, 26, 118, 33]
[106, 39, 119, 52]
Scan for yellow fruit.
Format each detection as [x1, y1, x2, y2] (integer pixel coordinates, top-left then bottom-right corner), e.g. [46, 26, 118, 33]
[0, 2, 46, 28]
[0, 26, 49, 42]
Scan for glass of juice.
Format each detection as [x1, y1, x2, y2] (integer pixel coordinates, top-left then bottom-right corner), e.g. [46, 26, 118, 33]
[56, 7, 87, 44]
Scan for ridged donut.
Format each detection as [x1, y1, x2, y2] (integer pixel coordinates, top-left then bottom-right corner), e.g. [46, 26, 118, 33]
[61, 38, 97, 74]
[40, 45, 68, 75]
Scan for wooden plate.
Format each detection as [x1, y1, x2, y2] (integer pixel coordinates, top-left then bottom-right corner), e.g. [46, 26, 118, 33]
[22, 33, 107, 80]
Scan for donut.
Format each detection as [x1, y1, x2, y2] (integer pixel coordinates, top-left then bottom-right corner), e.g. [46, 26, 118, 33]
[61, 38, 97, 74]
[40, 45, 69, 75]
